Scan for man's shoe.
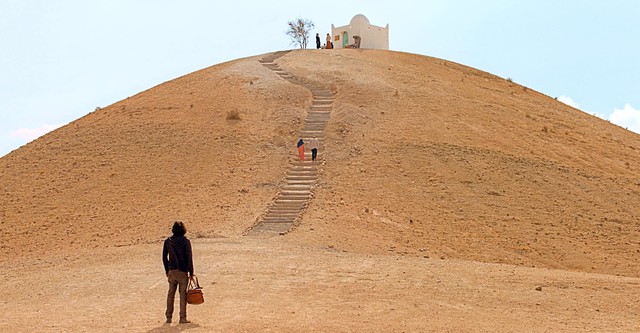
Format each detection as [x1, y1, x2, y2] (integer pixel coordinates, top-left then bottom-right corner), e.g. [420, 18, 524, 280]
[165, 318, 172, 324]
[179, 319, 191, 324]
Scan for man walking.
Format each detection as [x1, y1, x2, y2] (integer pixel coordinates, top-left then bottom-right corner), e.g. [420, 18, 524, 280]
[315, 33, 321, 49]
[309, 136, 320, 162]
[162, 221, 194, 324]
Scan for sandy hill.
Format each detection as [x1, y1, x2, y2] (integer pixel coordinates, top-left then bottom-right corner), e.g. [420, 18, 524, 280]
[1, 49, 639, 332]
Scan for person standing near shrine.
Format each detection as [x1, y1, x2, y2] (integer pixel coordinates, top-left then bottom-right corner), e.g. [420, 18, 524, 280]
[325, 33, 333, 49]
[315, 33, 321, 49]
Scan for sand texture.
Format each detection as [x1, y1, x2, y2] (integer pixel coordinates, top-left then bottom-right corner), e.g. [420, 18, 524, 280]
[1, 49, 639, 332]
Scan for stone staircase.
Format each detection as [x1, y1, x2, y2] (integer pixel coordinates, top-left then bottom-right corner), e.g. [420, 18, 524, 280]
[246, 51, 334, 236]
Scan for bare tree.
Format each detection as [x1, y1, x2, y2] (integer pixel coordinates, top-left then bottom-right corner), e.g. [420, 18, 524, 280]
[286, 18, 314, 49]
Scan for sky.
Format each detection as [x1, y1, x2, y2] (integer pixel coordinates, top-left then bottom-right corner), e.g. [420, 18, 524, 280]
[1, 0, 639, 157]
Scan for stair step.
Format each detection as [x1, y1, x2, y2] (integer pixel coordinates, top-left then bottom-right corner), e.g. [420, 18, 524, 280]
[263, 217, 297, 221]
[246, 223, 291, 236]
[270, 202, 305, 207]
[312, 96, 334, 100]
[284, 172, 318, 180]
[285, 176, 317, 180]
[290, 161, 318, 165]
[312, 99, 333, 105]
[287, 170, 317, 174]
[265, 212, 299, 217]
[281, 187, 313, 191]
[287, 167, 317, 171]
[262, 214, 297, 218]
[310, 106, 332, 111]
[276, 194, 311, 199]
[267, 209, 302, 213]
[287, 173, 317, 178]
[305, 119, 329, 123]
[285, 170, 317, 175]
[276, 198, 309, 204]
[301, 132, 324, 137]
[271, 203, 304, 212]
[288, 164, 317, 169]
[282, 188, 312, 193]
[302, 129, 326, 132]
[269, 203, 303, 208]
[280, 190, 311, 195]
[287, 164, 317, 169]
[311, 91, 334, 96]
[278, 192, 310, 197]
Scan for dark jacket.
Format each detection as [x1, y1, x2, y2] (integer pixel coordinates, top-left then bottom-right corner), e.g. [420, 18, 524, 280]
[162, 235, 194, 275]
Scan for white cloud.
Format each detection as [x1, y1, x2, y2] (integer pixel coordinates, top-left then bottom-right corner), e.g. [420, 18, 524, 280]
[557, 95, 608, 119]
[609, 104, 640, 134]
[10, 123, 65, 142]
[557, 95, 580, 109]
[591, 111, 608, 120]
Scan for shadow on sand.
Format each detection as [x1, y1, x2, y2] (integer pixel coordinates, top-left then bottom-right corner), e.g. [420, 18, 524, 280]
[147, 322, 200, 333]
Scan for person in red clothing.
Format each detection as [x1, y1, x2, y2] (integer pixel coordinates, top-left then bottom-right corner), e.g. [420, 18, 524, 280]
[162, 221, 194, 324]
[297, 138, 305, 161]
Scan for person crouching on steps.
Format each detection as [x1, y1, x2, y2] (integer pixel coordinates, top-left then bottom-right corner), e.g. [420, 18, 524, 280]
[297, 138, 305, 161]
[163, 220, 194, 324]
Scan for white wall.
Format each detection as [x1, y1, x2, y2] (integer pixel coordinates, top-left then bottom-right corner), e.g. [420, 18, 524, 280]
[331, 14, 389, 50]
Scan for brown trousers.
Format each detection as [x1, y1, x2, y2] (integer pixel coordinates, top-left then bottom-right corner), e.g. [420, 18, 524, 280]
[166, 270, 189, 320]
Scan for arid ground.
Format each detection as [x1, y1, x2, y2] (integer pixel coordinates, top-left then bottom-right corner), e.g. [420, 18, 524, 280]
[1, 49, 639, 332]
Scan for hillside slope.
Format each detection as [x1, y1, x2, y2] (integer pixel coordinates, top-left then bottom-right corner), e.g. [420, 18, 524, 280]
[1, 49, 639, 278]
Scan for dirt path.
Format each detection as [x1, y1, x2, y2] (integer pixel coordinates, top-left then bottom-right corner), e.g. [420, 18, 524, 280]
[1, 236, 638, 332]
[248, 52, 334, 235]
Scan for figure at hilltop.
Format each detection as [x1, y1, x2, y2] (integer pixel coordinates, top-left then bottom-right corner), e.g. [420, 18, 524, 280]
[316, 33, 321, 49]
[325, 33, 333, 49]
[162, 221, 194, 324]
[309, 136, 319, 162]
[297, 138, 305, 161]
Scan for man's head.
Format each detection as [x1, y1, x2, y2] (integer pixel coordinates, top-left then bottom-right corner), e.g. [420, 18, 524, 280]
[172, 220, 187, 236]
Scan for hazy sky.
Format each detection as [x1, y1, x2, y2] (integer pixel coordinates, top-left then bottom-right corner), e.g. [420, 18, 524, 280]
[1, 0, 639, 157]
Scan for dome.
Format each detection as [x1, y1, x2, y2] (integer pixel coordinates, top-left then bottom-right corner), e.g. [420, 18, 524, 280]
[350, 14, 370, 26]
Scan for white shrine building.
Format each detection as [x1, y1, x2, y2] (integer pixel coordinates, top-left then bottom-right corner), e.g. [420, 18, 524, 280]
[331, 14, 389, 49]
